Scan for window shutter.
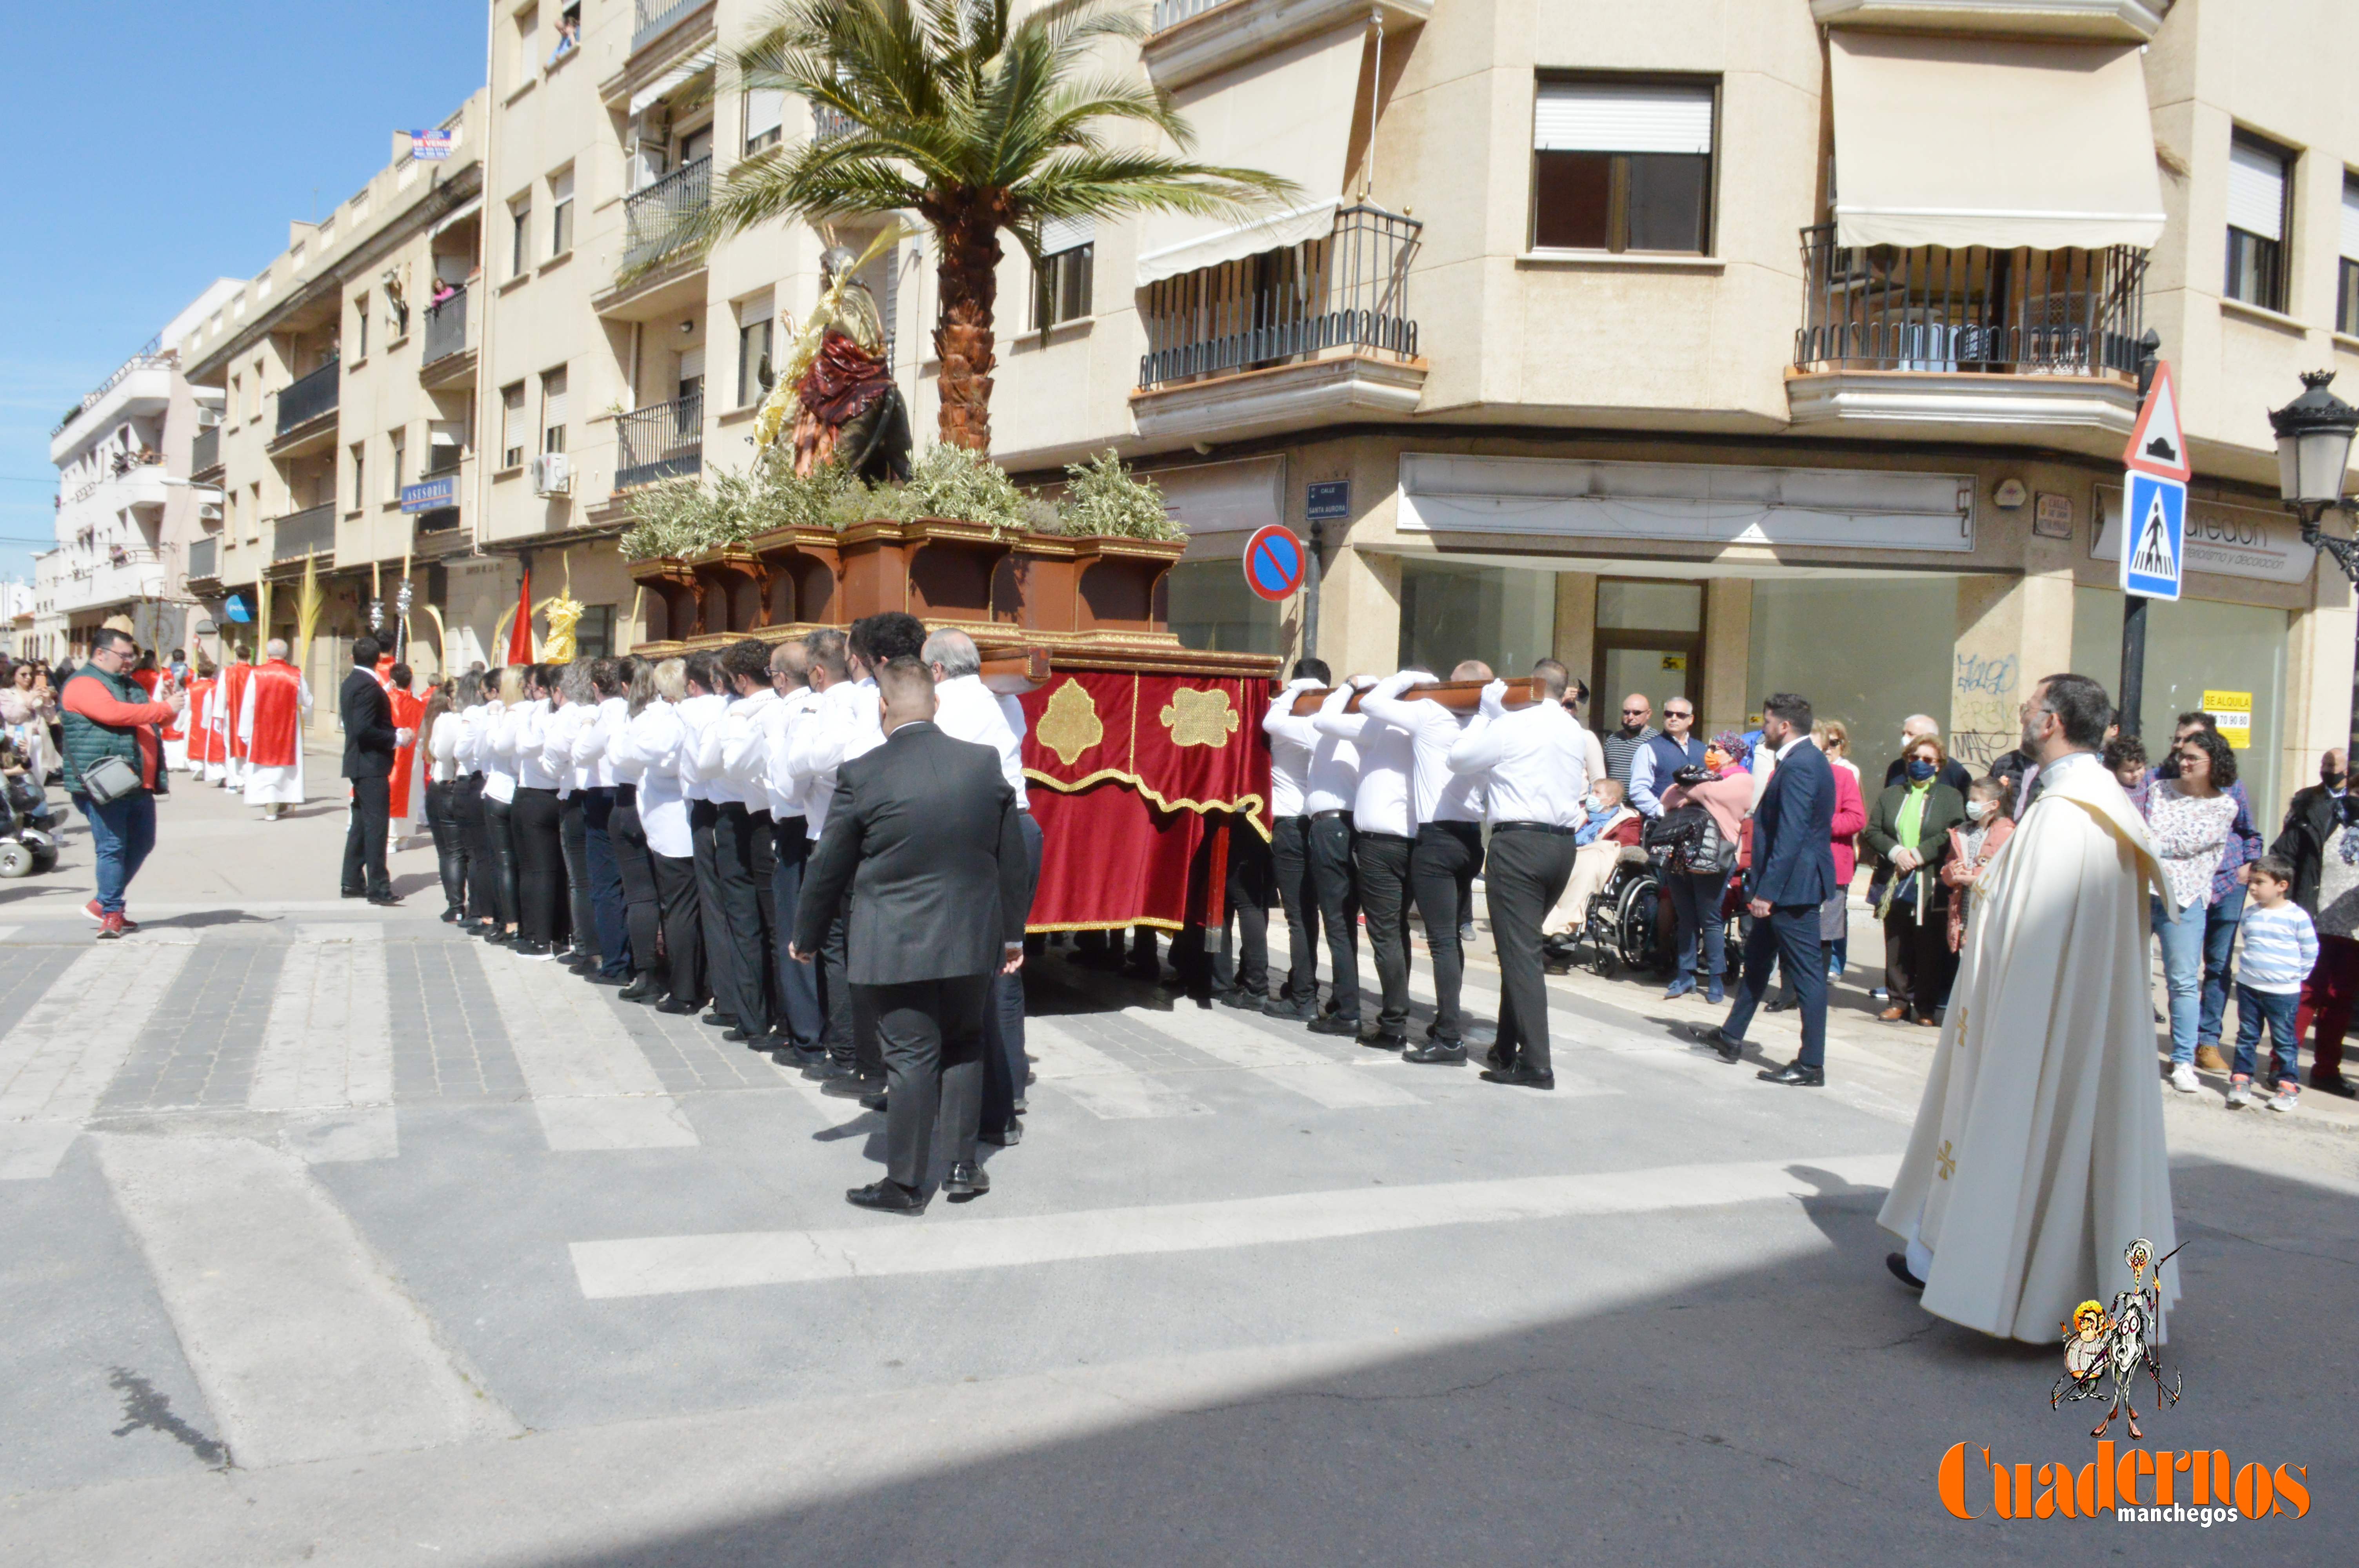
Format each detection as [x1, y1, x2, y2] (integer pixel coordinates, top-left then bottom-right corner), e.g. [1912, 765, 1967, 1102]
[1534, 82, 1714, 154]
[2227, 138, 2287, 241]
[552, 167, 574, 203]
[745, 89, 784, 141]
[2341, 176, 2359, 263]
[541, 369, 568, 428]
[1041, 215, 1095, 256]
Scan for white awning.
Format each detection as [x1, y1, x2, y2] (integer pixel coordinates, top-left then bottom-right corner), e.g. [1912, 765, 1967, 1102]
[427, 194, 483, 238]
[629, 49, 716, 118]
[1135, 25, 1364, 284]
[1828, 32, 2165, 250]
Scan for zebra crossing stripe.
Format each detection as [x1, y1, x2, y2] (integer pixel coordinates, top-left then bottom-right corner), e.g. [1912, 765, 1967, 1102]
[1026, 1014, 1212, 1120]
[467, 940, 700, 1151]
[1112, 1005, 1422, 1109]
[0, 944, 197, 1179]
[249, 925, 398, 1163]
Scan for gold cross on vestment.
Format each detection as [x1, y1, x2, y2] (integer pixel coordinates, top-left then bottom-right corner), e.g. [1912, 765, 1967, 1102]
[1935, 1140, 1957, 1181]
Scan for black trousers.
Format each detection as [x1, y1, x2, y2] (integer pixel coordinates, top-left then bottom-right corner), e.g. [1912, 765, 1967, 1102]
[981, 811, 1043, 1135]
[1269, 814, 1321, 1005]
[454, 775, 491, 921]
[1725, 904, 1829, 1069]
[425, 779, 469, 915]
[689, 799, 734, 1019]
[1210, 823, 1272, 998]
[769, 817, 824, 1051]
[1411, 820, 1485, 1040]
[512, 787, 565, 947]
[609, 790, 663, 980]
[820, 894, 882, 1076]
[583, 787, 630, 976]
[868, 974, 989, 1193]
[1485, 828, 1578, 1076]
[557, 793, 592, 956]
[712, 802, 772, 1035]
[342, 775, 393, 899]
[1882, 903, 1954, 1022]
[1308, 813, 1360, 1020]
[481, 791, 521, 929]
[1354, 830, 1416, 1036]
[650, 850, 705, 1004]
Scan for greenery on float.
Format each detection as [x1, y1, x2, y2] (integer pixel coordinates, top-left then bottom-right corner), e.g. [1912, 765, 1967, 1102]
[620, 445, 1182, 560]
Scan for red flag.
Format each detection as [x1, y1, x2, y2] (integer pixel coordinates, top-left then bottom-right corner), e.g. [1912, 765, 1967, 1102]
[505, 565, 533, 665]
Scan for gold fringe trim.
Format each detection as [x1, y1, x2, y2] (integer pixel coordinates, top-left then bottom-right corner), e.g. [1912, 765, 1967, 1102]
[1023, 766, 1272, 842]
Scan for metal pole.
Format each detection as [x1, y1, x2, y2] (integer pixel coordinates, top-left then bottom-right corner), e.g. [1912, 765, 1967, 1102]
[2117, 329, 2164, 737]
[1301, 516, 1321, 671]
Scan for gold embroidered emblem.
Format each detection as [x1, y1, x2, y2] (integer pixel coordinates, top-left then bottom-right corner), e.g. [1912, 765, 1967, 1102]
[1158, 686, 1239, 749]
[1935, 1140, 1957, 1181]
[1952, 1005, 1968, 1049]
[1036, 678, 1104, 767]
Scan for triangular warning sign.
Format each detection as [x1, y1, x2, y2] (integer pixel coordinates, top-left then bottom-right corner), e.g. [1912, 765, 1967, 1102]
[2123, 361, 2192, 481]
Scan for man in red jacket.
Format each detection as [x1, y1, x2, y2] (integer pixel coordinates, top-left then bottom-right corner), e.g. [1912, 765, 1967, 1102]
[59, 629, 184, 937]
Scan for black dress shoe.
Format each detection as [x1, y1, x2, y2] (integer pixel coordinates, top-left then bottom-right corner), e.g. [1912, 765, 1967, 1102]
[702, 1012, 736, 1029]
[845, 1180, 925, 1215]
[1885, 1251, 1925, 1291]
[1213, 988, 1263, 1011]
[786, 1043, 829, 1069]
[1757, 1060, 1825, 1086]
[2311, 1072, 2358, 1098]
[1403, 1040, 1467, 1065]
[980, 1120, 1023, 1147]
[341, 887, 367, 899]
[1306, 1013, 1361, 1037]
[1693, 1026, 1745, 1064]
[723, 1026, 760, 1043]
[943, 1161, 990, 1201]
[485, 929, 514, 946]
[367, 893, 403, 908]
[586, 971, 627, 988]
[858, 1091, 888, 1113]
[1479, 1064, 1555, 1091]
[656, 996, 700, 1014]
[1361, 1032, 1407, 1052]
[822, 1073, 883, 1100]
[1262, 996, 1318, 1021]
[804, 1060, 854, 1082]
[440, 908, 463, 924]
[1485, 1043, 1511, 1071]
[618, 976, 657, 1002]
[1763, 996, 1796, 1014]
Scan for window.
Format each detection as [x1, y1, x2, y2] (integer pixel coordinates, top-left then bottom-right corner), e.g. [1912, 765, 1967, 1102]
[1531, 79, 1715, 254]
[2339, 174, 2359, 336]
[1030, 216, 1094, 329]
[352, 292, 369, 359]
[349, 443, 367, 511]
[500, 382, 527, 468]
[387, 428, 407, 501]
[679, 125, 713, 167]
[540, 367, 569, 454]
[510, 194, 533, 278]
[736, 297, 774, 407]
[572, 605, 615, 660]
[513, 4, 538, 86]
[744, 89, 784, 154]
[230, 374, 243, 422]
[549, 166, 574, 257]
[247, 483, 262, 540]
[2226, 132, 2291, 312]
[427, 419, 467, 475]
[676, 348, 703, 404]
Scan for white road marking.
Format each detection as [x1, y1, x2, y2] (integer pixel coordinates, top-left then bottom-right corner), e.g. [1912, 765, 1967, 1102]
[0, 944, 196, 1179]
[571, 1151, 1905, 1298]
[0, 926, 21, 943]
[469, 941, 698, 1151]
[1119, 1005, 1423, 1109]
[1026, 1014, 1211, 1120]
[95, 1133, 519, 1466]
[249, 925, 398, 1161]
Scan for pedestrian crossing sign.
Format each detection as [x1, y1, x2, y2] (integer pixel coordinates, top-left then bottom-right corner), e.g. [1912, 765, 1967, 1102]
[2121, 469, 2185, 601]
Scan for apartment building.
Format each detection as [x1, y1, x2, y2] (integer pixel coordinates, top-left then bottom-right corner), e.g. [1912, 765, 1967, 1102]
[181, 94, 488, 714]
[37, 280, 242, 662]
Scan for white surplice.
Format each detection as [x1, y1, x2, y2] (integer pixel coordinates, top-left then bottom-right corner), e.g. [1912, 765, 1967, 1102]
[1877, 749, 2179, 1342]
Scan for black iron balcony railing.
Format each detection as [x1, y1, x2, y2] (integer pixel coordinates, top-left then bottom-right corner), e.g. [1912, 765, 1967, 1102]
[269, 501, 337, 563]
[632, 0, 708, 54]
[187, 535, 218, 581]
[275, 359, 340, 435]
[1138, 203, 1422, 390]
[190, 424, 221, 474]
[615, 392, 704, 490]
[623, 156, 711, 274]
[423, 284, 469, 366]
[1793, 224, 2147, 378]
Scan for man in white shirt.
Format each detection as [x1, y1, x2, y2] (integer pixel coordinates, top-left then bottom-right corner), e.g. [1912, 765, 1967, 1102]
[571, 659, 636, 983]
[750, 642, 826, 1062]
[709, 639, 784, 1045]
[676, 651, 736, 1023]
[925, 628, 1040, 1146]
[1315, 671, 1422, 1047]
[1259, 661, 1332, 1020]
[1447, 659, 1589, 1091]
[1362, 660, 1491, 1062]
[1299, 679, 1366, 1031]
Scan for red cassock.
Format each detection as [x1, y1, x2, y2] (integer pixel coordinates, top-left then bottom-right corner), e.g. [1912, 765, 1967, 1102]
[245, 661, 306, 768]
[387, 688, 425, 818]
[185, 679, 218, 763]
[222, 664, 254, 760]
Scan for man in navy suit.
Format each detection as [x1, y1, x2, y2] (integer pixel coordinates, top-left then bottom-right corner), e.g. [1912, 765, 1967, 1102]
[1700, 692, 1838, 1085]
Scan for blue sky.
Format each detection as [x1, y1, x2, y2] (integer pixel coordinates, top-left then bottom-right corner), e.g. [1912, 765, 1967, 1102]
[0, 2, 487, 586]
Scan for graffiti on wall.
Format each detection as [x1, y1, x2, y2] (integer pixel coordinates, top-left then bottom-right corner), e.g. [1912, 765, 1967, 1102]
[1952, 651, 2020, 769]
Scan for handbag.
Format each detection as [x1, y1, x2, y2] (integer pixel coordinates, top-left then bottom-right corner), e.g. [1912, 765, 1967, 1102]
[81, 753, 142, 806]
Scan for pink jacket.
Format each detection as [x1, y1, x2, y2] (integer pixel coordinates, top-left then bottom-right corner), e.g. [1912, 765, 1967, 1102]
[1829, 764, 1867, 886]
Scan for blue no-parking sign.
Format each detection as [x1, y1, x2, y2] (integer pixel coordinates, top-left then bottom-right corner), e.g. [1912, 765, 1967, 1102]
[2121, 469, 2186, 602]
[1242, 524, 1306, 603]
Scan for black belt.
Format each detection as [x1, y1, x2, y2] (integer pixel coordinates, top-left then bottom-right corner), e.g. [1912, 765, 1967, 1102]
[518, 785, 558, 797]
[1357, 829, 1411, 844]
[1310, 809, 1353, 822]
[1492, 820, 1574, 836]
[613, 784, 638, 805]
[1417, 820, 1483, 837]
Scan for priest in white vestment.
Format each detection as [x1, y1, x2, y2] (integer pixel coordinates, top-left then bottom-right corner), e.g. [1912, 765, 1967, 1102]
[1879, 673, 2178, 1341]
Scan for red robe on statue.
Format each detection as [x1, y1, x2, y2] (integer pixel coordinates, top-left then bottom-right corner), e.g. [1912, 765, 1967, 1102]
[387, 687, 425, 819]
[222, 663, 254, 761]
[244, 661, 306, 768]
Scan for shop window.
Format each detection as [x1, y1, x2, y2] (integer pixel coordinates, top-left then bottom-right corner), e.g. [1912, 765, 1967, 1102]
[1396, 560, 1558, 680]
[1594, 578, 1704, 718]
[2226, 132, 2291, 313]
[1532, 79, 1715, 254]
[1167, 561, 1282, 656]
[1747, 577, 1955, 774]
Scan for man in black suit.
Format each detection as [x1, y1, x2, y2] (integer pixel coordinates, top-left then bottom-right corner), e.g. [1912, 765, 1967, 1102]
[1700, 691, 1838, 1085]
[340, 635, 410, 906]
[792, 656, 1028, 1214]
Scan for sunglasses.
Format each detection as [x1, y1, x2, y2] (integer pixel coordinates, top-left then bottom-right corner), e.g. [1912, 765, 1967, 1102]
[1665, 709, 1692, 719]
[1621, 708, 1648, 717]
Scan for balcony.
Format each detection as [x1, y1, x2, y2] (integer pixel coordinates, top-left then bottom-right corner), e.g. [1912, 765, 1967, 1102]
[273, 359, 340, 441]
[1786, 224, 2148, 443]
[615, 392, 704, 490]
[1132, 203, 1426, 443]
[49, 346, 173, 463]
[269, 501, 338, 564]
[190, 423, 222, 478]
[631, 0, 711, 56]
[52, 546, 166, 615]
[422, 284, 472, 376]
[622, 156, 712, 276]
[1808, 0, 2165, 42]
[1145, 0, 1432, 90]
[812, 103, 859, 144]
[186, 535, 220, 584]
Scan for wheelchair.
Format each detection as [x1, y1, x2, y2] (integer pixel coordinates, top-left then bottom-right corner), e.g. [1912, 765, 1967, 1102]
[1543, 844, 1664, 978]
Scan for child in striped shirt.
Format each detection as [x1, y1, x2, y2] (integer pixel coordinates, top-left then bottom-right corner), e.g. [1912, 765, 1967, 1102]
[2231, 855, 2317, 1113]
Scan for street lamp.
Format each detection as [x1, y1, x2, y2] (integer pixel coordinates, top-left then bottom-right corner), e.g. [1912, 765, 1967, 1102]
[2269, 369, 2359, 582]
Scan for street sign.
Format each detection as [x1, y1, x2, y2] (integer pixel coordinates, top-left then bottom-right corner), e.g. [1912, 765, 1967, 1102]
[2122, 360, 2191, 482]
[2121, 469, 2186, 601]
[1241, 523, 1307, 603]
[400, 476, 456, 514]
[1305, 481, 1350, 522]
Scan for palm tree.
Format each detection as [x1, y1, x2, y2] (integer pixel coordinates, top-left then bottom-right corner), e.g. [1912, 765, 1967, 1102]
[667, 0, 1295, 453]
